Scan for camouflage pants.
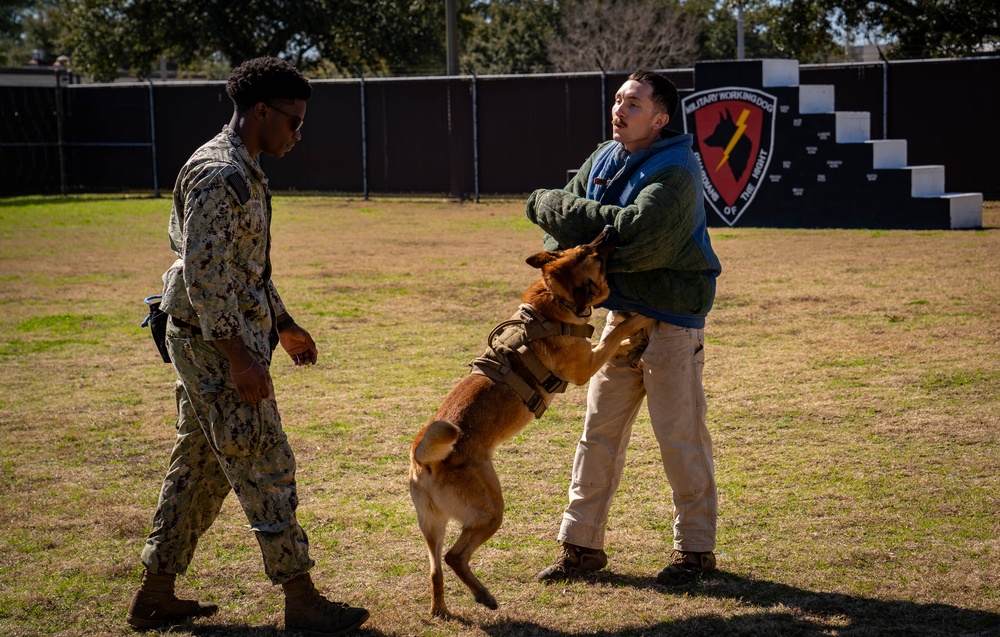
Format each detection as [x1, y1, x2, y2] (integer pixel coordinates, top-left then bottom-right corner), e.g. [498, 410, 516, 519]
[140, 322, 314, 584]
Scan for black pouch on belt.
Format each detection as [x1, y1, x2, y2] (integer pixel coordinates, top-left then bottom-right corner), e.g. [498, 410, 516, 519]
[141, 295, 172, 363]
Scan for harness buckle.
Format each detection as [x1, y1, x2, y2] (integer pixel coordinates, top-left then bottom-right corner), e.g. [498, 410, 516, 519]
[526, 394, 543, 415]
[541, 374, 564, 393]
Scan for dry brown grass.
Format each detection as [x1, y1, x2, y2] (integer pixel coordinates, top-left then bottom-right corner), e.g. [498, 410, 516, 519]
[0, 196, 997, 636]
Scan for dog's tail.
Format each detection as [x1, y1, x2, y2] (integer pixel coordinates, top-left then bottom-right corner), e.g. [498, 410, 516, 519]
[412, 420, 461, 465]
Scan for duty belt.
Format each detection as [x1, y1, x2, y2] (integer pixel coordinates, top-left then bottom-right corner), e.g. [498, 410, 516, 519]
[170, 315, 202, 336]
[469, 304, 594, 418]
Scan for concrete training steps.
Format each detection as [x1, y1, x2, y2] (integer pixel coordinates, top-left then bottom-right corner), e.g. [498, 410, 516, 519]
[680, 59, 983, 229]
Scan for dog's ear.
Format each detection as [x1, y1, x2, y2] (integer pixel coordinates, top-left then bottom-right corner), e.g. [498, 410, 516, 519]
[526, 251, 561, 269]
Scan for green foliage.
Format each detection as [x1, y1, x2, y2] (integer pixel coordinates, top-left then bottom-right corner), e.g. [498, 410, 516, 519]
[59, 0, 131, 82]
[462, 0, 561, 74]
[692, 0, 780, 60]
[0, 195, 998, 635]
[827, 0, 1000, 58]
[4, 0, 997, 82]
[0, 0, 66, 66]
[761, 0, 840, 61]
[693, 0, 839, 63]
[37, 0, 448, 81]
[0, 0, 29, 65]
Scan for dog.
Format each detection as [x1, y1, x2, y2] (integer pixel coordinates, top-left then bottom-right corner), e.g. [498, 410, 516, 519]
[703, 107, 753, 181]
[408, 226, 654, 616]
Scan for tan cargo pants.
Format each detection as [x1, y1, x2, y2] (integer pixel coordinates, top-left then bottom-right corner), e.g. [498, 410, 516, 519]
[557, 311, 718, 553]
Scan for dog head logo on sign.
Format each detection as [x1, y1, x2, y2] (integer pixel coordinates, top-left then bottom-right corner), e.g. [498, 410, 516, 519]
[682, 87, 777, 226]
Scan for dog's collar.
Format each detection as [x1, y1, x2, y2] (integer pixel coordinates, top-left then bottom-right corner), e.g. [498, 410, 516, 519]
[553, 295, 593, 318]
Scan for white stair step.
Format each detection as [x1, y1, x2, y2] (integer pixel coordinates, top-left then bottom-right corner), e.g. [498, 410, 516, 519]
[799, 85, 834, 113]
[906, 166, 946, 197]
[762, 59, 799, 87]
[835, 112, 871, 142]
[867, 139, 907, 168]
[923, 192, 984, 229]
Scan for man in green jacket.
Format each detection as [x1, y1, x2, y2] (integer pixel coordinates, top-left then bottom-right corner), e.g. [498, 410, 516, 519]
[527, 70, 723, 586]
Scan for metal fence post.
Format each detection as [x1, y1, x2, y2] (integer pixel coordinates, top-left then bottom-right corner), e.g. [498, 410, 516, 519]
[54, 69, 67, 196]
[470, 69, 479, 203]
[147, 79, 160, 197]
[359, 72, 368, 200]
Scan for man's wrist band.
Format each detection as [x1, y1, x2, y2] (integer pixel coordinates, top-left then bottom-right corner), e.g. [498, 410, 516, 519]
[277, 316, 296, 332]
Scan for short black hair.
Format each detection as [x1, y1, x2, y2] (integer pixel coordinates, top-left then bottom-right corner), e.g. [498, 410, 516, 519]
[628, 69, 679, 120]
[226, 56, 312, 111]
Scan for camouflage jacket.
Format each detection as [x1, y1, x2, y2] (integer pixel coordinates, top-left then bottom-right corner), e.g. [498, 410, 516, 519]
[161, 126, 287, 358]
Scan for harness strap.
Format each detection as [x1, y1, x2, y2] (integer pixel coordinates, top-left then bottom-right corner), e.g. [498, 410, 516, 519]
[489, 308, 571, 396]
[518, 304, 595, 340]
[515, 344, 568, 394]
[468, 303, 596, 419]
[470, 357, 548, 418]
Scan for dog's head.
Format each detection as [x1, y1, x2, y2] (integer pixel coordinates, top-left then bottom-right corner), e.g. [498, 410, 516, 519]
[525, 226, 618, 317]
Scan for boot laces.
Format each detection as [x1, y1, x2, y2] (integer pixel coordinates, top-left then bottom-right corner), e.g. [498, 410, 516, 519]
[555, 543, 582, 569]
[303, 587, 350, 613]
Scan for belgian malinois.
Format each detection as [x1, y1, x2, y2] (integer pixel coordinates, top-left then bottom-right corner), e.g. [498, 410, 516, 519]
[409, 226, 653, 616]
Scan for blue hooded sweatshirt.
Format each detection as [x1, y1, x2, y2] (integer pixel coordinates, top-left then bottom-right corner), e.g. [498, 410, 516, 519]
[526, 130, 721, 328]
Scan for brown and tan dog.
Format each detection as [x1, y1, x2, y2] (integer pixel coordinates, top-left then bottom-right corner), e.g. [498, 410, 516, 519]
[409, 226, 653, 616]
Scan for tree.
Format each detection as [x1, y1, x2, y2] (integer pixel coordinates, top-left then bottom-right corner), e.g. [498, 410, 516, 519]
[461, 0, 560, 74]
[325, 0, 447, 76]
[0, 0, 29, 59]
[759, 0, 839, 62]
[59, 0, 134, 81]
[58, 0, 338, 81]
[690, 0, 780, 60]
[1, 0, 66, 66]
[692, 0, 839, 63]
[829, 0, 1000, 59]
[548, 0, 699, 72]
[51, 0, 446, 82]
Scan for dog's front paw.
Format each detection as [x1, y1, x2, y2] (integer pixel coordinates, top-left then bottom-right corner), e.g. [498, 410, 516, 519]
[621, 314, 657, 333]
[430, 602, 450, 617]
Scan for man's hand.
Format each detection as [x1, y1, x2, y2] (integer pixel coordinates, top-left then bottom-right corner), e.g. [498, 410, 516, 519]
[216, 337, 272, 404]
[279, 323, 318, 366]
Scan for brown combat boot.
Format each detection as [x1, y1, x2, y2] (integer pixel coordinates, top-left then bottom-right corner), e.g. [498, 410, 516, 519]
[536, 542, 608, 581]
[126, 570, 218, 629]
[283, 573, 369, 636]
[656, 550, 716, 586]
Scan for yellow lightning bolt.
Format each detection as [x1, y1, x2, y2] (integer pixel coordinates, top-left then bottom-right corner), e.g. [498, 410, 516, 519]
[715, 108, 751, 172]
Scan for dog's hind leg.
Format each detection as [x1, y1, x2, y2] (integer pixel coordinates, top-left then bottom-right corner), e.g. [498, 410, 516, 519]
[445, 516, 503, 610]
[417, 507, 449, 616]
[444, 470, 504, 610]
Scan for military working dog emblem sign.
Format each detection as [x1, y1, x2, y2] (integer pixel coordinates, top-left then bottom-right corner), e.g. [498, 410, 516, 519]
[682, 87, 777, 226]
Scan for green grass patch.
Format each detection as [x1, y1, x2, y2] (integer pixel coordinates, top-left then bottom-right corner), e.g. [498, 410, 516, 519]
[0, 195, 997, 636]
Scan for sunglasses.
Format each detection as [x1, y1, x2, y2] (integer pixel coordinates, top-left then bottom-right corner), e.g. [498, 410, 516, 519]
[265, 102, 304, 132]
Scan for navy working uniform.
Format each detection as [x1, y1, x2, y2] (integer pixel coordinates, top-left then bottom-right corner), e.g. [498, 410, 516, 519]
[141, 125, 313, 585]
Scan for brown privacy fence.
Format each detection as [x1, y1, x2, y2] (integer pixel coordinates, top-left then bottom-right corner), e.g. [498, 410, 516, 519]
[1, 57, 997, 201]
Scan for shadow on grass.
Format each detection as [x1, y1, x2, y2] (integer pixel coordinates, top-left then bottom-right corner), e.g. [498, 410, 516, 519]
[480, 570, 1000, 637]
[189, 623, 391, 636]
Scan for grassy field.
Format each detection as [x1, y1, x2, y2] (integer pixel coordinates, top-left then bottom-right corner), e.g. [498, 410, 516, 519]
[0, 195, 997, 637]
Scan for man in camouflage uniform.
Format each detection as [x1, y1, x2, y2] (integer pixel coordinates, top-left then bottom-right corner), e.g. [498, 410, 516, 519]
[127, 57, 369, 636]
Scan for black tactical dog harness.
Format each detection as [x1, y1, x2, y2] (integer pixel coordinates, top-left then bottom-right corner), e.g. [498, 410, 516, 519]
[469, 304, 594, 418]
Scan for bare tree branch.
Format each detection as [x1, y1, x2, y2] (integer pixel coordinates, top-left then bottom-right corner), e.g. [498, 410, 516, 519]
[548, 0, 699, 73]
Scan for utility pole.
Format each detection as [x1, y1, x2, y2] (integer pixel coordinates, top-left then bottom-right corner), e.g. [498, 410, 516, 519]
[737, 2, 745, 59]
[445, 0, 462, 198]
[446, 0, 459, 75]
